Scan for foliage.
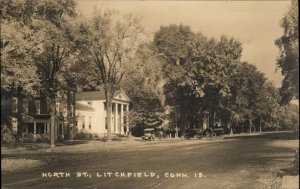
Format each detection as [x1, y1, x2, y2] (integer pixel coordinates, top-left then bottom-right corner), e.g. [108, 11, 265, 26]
[1, 0, 41, 96]
[129, 98, 165, 129]
[1, 0, 79, 145]
[122, 43, 166, 103]
[153, 24, 194, 65]
[275, 0, 299, 104]
[122, 43, 167, 129]
[77, 10, 143, 140]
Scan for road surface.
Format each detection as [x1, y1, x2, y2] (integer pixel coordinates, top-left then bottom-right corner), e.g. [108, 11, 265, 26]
[1, 133, 298, 189]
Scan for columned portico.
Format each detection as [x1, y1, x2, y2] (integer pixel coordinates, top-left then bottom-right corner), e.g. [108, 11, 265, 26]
[112, 102, 129, 136]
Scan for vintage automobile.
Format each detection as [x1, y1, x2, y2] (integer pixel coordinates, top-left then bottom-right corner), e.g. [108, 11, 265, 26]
[212, 128, 224, 136]
[181, 129, 205, 139]
[202, 128, 225, 137]
[182, 128, 224, 139]
[142, 128, 157, 141]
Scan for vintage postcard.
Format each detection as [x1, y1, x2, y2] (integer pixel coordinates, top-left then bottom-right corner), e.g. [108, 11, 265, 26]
[1, 0, 299, 188]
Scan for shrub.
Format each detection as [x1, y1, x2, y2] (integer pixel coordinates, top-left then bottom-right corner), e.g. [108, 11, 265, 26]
[74, 132, 92, 140]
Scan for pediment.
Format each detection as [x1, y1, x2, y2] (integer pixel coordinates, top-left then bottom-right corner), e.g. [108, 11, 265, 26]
[113, 91, 131, 102]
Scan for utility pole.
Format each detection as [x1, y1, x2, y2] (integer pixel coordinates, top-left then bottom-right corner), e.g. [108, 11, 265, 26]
[175, 107, 178, 138]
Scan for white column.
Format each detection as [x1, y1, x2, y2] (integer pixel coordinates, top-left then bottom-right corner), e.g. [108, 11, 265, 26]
[62, 123, 64, 137]
[126, 104, 129, 135]
[114, 103, 118, 134]
[33, 122, 37, 134]
[120, 104, 124, 135]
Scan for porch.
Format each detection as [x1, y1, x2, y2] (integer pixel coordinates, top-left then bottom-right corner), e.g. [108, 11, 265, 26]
[23, 120, 66, 142]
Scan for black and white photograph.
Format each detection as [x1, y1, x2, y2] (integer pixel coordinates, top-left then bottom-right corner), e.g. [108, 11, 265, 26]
[1, 0, 299, 188]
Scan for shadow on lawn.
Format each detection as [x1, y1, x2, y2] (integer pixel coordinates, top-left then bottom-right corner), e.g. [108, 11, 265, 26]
[224, 131, 299, 140]
[263, 131, 299, 140]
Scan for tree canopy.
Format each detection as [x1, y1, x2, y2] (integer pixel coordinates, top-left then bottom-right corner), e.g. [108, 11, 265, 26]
[275, 0, 299, 104]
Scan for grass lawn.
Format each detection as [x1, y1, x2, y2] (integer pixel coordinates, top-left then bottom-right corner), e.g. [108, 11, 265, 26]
[1, 158, 45, 172]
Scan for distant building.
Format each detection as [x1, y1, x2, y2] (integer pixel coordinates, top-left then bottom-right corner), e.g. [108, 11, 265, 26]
[75, 90, 130, 137]
[1, 87, 76, 142]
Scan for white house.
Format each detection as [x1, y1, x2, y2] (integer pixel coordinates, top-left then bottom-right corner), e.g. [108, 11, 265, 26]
[75, 90, 130, 137]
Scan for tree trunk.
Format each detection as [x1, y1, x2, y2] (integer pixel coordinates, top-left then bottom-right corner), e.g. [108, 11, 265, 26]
[259, 117, 262, 133]
[50, 97, 56, 147]
[106, 101, 112, 141]
[17, 95, 24, 143]
[66, 90, 74, 140]
[106, 89, 113, 141]
[175, 108, 178, 138]
[249, 119, 252, 133]
[241, 121, 244, 133]
[209, 107, 215, 129]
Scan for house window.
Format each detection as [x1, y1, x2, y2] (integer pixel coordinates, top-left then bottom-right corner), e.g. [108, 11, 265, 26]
[89, 116, 91, 129]
[12, 97, 18, 113]
[35, 100, 40, 114]
[112, 103, 115, 112]
[36, 123, 45, 134]
[82, 116, 85, 129]
[23, 99, 28, 113]
[46, 101, 50, 113]
[104, 102, 107, 111]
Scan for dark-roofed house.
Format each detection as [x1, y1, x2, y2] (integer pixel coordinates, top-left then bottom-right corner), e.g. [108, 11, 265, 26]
[75, 90, 130, 136]
[1, 87, 76, 142]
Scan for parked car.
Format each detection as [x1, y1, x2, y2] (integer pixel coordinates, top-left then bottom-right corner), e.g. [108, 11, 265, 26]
[181, 129, 205, 139]
[182, 128, 224, 139]
[142, 128, 157, 141]
[203, 128, 224, 137]
[212, 128, 224, 136]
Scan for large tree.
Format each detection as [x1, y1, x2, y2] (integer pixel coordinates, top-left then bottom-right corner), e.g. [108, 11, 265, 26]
[189, 35, 243, 129]
[79, 10, 143, 140]
[153, 24, 194, 65]
[122, 43, 167, 131]
[275, 0, 299, 104]
[1, 0, 41, 97]
[1, 0, 79, 145]
[34, 0, 78, 147]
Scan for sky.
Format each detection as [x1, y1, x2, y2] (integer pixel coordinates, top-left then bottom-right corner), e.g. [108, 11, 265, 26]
[76, 0, 291, 88]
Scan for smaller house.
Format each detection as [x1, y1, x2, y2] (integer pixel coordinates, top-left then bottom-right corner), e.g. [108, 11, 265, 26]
[1, 87, 76, 142]
[75, 90, 130, 137]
